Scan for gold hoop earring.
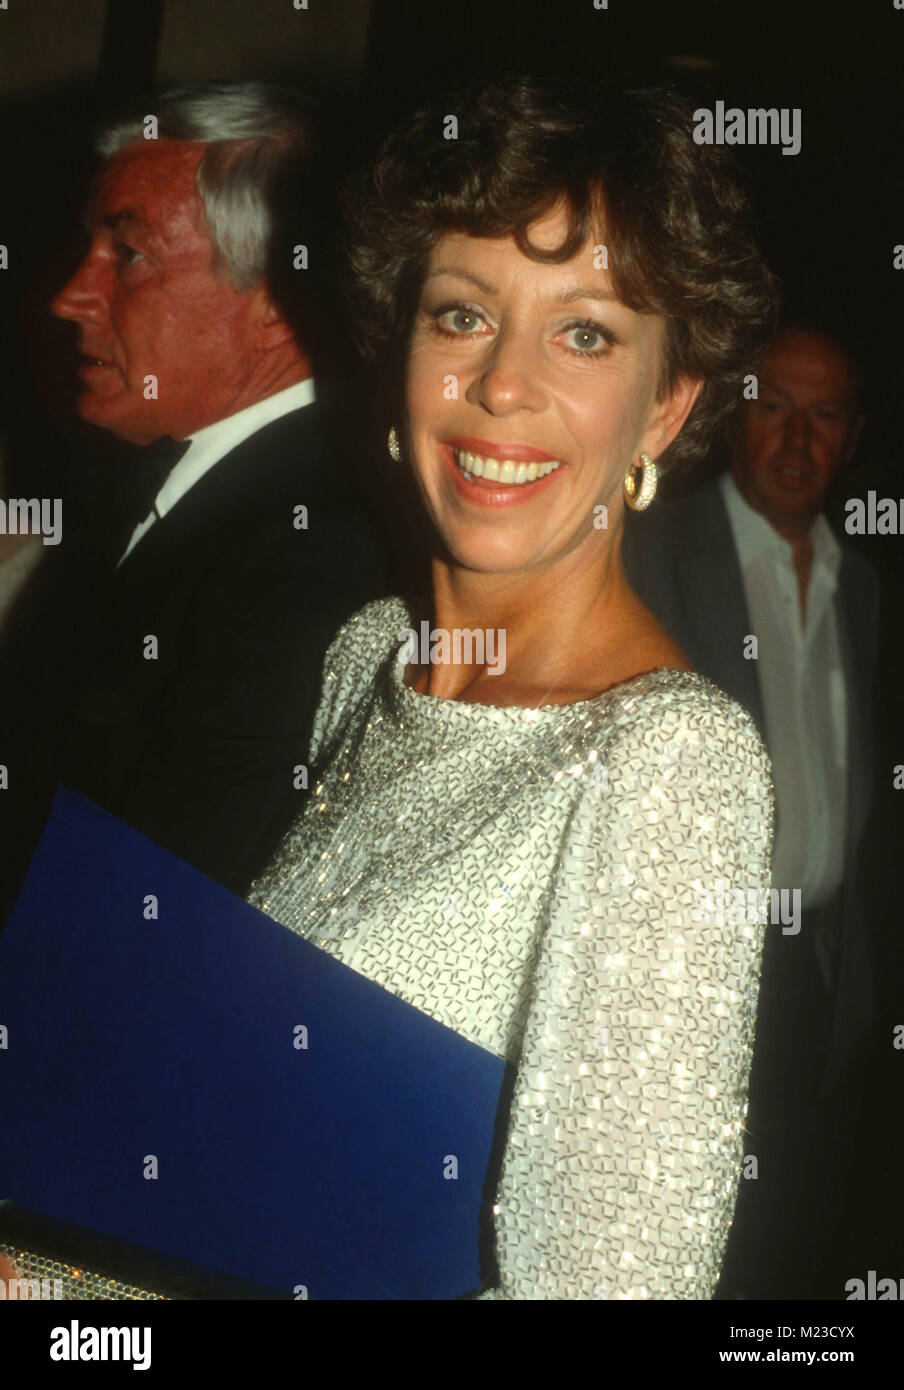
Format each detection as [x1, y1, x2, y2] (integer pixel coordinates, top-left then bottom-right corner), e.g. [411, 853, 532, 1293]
[387, 426, 402, 463]
[624, 453, 657, 510]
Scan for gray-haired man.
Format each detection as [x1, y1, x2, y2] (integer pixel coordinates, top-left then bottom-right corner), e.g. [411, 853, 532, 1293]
[0, 82, 385, 917]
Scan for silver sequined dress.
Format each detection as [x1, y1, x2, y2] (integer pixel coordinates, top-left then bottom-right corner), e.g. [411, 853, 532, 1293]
[248, 597, 774, 1300]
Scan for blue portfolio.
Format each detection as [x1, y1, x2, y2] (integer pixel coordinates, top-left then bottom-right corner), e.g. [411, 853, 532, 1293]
[0, 789, 505, 1298]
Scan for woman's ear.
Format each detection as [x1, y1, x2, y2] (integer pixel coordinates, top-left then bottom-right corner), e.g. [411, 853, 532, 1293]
[640, 375, 704, 461]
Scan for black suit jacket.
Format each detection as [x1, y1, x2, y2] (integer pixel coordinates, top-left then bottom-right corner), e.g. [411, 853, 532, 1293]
[622, 475, 880, 1092]
[0, 400, 386, 920]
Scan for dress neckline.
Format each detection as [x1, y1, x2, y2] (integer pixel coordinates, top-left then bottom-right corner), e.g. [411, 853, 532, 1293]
[379, 598, 708, 723]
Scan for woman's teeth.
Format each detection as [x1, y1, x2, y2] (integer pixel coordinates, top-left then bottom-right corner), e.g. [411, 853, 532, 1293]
[453, 448, 562, 485]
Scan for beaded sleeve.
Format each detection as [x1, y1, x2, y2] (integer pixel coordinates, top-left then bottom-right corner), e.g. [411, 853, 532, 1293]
[476, 689, 773, 1299]
[307, 598, 407, 768]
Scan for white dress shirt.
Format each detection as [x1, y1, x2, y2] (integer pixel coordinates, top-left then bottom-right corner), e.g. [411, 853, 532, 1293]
[117, 377, 316, 567]
[720, 471, 847, 911]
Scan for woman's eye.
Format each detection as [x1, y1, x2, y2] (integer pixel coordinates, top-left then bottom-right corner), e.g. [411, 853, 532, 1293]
[436, 306, 484, 334]
[560, 323, 608, 354]
[115, 243, 144, 267]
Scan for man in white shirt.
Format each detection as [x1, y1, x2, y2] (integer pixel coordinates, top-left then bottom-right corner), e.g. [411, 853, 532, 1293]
[720, 331, 858, 939]
[0, 82, 385, 917]
[622, 325, 880, 1297]
[115, 378, 318, 569]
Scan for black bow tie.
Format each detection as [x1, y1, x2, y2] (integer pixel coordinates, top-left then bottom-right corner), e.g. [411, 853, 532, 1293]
[121, 436, 192, 529]
[134, 436, 192, 513]
[111, 436, 192, 567]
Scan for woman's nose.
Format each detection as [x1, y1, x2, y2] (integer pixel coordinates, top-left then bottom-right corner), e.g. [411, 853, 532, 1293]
[466, 331, 547, 416]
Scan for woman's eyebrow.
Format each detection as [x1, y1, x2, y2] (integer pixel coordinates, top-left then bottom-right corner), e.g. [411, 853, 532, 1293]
[424, 269, 620, 308]
[556, 285, 618, 305]
[423, 266, 497, 294]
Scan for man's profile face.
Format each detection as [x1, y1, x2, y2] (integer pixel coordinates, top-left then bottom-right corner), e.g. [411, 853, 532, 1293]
[51, 141, 264, 445]
[729, 328, 863, 534]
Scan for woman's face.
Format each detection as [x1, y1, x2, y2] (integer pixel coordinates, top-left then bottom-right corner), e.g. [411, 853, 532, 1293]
[405, 204, 695, 578]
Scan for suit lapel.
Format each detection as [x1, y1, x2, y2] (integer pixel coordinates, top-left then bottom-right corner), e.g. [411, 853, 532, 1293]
[818, 554, 877, 1094]
[835, 556, 871, 870]
[677, 481, 767, 738]
[113, 403, 326, 589]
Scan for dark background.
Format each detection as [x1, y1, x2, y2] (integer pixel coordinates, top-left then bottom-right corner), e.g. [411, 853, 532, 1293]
[1, 1, 902, 498]
[1, 0, 901, 1285]
[1, 1, 902, 489]
[3, 4, 900, 878]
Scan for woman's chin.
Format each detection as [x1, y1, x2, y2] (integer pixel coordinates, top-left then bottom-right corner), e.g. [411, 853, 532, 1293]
[440, 540, 547, 577]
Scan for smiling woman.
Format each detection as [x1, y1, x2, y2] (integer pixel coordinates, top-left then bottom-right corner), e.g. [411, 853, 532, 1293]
[347, 78, 778, 474]
[246, 76, 779, 1299]
[402, 205, 696, 609]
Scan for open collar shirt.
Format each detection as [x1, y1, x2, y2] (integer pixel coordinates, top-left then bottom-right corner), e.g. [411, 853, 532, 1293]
[719, 470, 847, 911]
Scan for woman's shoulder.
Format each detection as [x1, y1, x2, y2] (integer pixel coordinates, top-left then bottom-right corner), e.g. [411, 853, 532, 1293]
[324, 595, 410, 666]
[602, 665, 756, 722]
[593, 667, 772, 783]
[310, 596, 409, 763]
[569, 669, 774, 874]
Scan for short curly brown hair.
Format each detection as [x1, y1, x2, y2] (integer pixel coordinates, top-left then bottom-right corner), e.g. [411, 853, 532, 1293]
[344, 76, 779, 473]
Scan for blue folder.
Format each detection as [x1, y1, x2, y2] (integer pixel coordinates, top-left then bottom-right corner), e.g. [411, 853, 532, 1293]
[0, 789, 505, 1298]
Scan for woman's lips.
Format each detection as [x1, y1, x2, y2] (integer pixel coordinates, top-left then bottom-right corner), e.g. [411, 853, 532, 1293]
[447, 436, 565, 464]
[440, 442, 566, 506]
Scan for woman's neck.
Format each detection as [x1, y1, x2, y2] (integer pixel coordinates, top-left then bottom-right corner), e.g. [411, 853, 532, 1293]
[405, 535, 676, 705]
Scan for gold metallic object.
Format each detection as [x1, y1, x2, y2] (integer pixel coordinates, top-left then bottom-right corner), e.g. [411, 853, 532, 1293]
[624, 452, 657, 510]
